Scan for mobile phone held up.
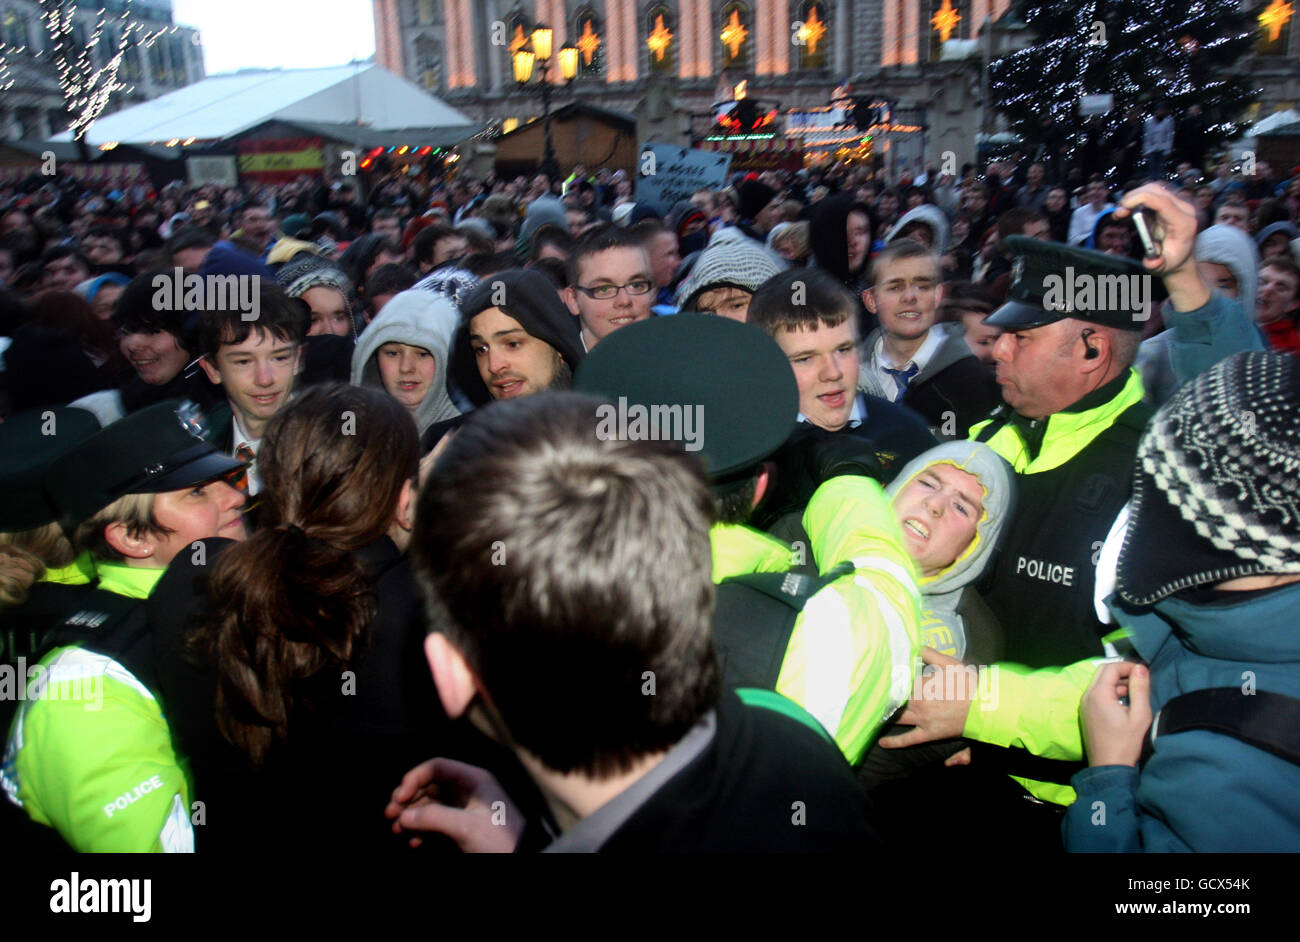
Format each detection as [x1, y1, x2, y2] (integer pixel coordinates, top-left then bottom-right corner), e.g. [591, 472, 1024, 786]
[1130, 206, 1161, 260]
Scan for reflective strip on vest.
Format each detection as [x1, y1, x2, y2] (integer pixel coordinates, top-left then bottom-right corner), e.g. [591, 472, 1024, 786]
[794, 587, 856, 738]
[161, 792, 195, 853]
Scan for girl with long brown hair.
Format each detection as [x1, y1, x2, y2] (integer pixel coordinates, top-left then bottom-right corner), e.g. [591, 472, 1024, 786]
[151, 383, 461, 852]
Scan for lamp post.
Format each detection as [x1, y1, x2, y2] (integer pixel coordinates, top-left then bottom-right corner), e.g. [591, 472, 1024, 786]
[513, 24, 579, 182]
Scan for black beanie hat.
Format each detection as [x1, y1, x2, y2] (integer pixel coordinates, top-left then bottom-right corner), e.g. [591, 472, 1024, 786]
[738, 180, 778, 222]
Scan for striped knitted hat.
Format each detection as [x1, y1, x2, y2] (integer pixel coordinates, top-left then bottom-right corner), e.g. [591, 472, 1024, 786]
[1117, 351, 1300, 605]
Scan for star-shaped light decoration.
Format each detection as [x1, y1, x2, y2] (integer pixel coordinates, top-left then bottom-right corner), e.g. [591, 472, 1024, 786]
[931, 0, 961, 44]
[1260, 0, 1294, 43]
[721, 9, 748, 60]
[798, 5, 826, 55]
[509, 24, 528, 57]
[647, 13, 672, 62]
[577, 18, 601, 66]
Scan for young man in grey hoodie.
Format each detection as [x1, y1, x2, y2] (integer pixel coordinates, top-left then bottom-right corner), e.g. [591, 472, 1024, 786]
[854, 439, 1015, 793]
[351, 289, 462, 437]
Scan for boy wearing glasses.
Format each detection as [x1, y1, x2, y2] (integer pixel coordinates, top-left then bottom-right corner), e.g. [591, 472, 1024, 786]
[563, 225, 655, 351]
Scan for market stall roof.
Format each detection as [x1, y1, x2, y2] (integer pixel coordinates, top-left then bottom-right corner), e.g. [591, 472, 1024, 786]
[273, 120, 484, 149]
[51, 63, 475, 148]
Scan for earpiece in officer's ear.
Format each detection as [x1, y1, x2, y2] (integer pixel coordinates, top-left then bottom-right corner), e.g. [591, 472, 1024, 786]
[1081, 328, 1099, 360]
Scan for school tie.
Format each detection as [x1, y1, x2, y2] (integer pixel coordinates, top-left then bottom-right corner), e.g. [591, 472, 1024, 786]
[230, 443, 256, 494]
[883, 363, 919, 403]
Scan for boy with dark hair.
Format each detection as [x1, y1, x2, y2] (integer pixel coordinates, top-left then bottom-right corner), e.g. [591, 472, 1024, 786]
[861, 239, 1001, 438]
[389, 392, 880, 852]
[197, 281, 305, 495]
[412, 224, 469, 274]
[563, 224, 654, 351]
[1255, 254, 1300, 355]
[748, 266, 936, 480]
[529, 224, 574, 263]
[40, 244, 91, 292]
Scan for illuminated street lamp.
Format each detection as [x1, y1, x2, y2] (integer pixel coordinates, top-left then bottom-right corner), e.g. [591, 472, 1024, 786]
[512, 24, 579, 181]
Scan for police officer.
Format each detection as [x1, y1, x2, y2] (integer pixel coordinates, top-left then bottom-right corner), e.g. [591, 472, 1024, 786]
[879, 183, 1264, 847]
[575, 315, 922, 765]
[0, 407, 101, 728]
[2, 401, 246, 852]
[969, 236, 1153, 669]
[971, 181, 1263, 669]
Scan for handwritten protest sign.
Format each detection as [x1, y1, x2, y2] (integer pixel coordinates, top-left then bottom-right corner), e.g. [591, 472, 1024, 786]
[637, 142, 732, 216]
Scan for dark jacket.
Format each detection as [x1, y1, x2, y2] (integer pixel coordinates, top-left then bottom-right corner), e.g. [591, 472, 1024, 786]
[751, 400, 937, 538]
[862, 323, 1001, 438]
[148, 536, 500, 853]
[537, 690, 881, 852]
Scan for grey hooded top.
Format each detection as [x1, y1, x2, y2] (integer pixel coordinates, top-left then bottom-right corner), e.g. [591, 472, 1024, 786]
[351, 289, 462, 435]
[886, 204, 951, 255]
[1136, 223, 1259, 406]
[884, 440, 1016, 660]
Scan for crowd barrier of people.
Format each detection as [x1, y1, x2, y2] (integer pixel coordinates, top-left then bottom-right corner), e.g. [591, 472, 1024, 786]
[0, 143, 1297, 855]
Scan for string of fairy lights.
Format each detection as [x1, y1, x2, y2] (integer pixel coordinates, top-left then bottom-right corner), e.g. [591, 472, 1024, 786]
[0, 1, 180, 139]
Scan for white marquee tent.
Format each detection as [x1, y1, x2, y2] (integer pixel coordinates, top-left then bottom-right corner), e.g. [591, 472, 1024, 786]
[53, 63, 475, 148]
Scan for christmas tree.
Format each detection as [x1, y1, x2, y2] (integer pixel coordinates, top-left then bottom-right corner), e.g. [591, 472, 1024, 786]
[990, 0, 1260, 174]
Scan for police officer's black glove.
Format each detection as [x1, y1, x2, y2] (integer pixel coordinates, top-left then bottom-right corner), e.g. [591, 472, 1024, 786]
[805, 433, 886, 486]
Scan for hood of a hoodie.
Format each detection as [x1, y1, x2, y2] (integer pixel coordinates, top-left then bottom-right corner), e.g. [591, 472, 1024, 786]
[887, 204, 951, 255]
[447, 269, 586, 407]
[862, 321, 977, 390]
[674, 228, 787, 309]
[1085, 205, 1118, 250]
[351, 289, 462, 434]
[1256, 220, 1300, 247]
[885, 440, 1016, 659]
[1195, 224, 1259, 318]
[808, 192, 872, 284]
[518, 195, 568, 247]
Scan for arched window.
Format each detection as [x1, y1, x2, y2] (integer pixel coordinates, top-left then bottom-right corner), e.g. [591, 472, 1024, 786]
[646, 5, 675, 75]
[719, 2, 751, 71]
[414, 34, 440, 89]
[928, 0, 964, 61]
[796, 1, 828, 70]
[1257, 0, 1294, 57]
[504, 9, 532, 79]
[574, 7, 603, 77]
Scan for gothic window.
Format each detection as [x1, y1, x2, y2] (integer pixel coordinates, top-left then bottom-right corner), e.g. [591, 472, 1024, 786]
[796, 1, 828, 70]
[574, 7, 603, 77]
[1256, 0, 1294, 57]
[646, 5, 675, 75]
[928, 0, 964, 61]
[415, 34, 440, 89]
[719, 2, 751, 71]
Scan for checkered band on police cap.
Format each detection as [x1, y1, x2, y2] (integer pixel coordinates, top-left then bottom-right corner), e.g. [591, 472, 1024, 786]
[1117, 351, 1300, 605]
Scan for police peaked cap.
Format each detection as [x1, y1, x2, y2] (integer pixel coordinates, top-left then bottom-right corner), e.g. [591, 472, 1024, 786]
[573, 314, 799, 482]
[986, 235, 1151, 332]
[46, 400, 247, 530]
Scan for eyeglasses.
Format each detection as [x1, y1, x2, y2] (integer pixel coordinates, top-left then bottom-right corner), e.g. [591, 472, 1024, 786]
[573, 278, 653, 300]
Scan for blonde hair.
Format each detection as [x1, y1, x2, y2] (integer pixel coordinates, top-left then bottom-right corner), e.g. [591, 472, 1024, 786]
[0, 522, 76, 608]
[72, 492, 169, 563]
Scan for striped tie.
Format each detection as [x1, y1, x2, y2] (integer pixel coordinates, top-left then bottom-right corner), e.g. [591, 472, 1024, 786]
[883, 363, 919, 403]
[229, 443, 256, 494]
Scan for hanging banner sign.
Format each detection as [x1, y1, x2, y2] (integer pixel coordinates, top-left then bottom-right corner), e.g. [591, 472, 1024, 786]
[237, 137, 324, 181]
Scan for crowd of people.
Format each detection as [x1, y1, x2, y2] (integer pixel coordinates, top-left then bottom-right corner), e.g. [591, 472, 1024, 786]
[0, 138, 1297, 855]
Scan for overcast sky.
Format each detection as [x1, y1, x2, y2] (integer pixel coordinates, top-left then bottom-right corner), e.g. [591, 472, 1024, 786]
[171, 0, 376, 75]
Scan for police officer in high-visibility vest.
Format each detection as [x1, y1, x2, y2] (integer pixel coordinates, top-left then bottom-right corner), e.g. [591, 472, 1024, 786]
[968, 182, 1264, 670]
[2, 402, 247, 852]
[880, 183, 1266, 847]
[575, 314, 922, 766]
